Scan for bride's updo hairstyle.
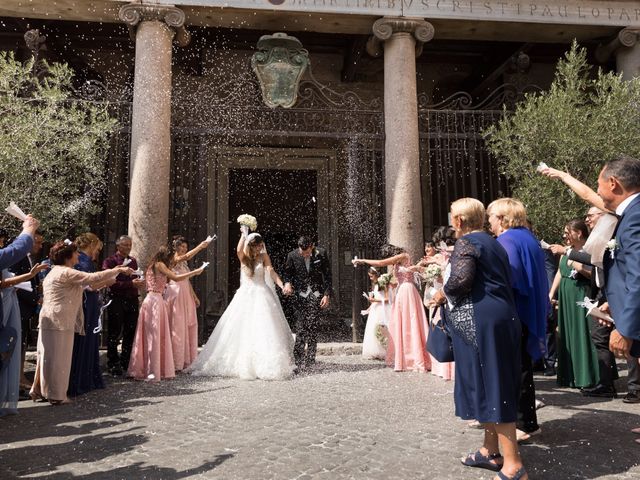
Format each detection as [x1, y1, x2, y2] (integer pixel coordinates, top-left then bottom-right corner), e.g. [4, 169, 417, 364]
[242, 233, 264, 277]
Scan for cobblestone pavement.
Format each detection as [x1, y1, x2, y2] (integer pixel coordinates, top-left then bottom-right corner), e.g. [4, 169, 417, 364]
[2, 355, 640, 480]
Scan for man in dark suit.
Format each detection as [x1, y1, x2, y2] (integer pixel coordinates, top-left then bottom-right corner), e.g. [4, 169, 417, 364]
[598, 155, 640, 360]
[282, 236, 332, 369]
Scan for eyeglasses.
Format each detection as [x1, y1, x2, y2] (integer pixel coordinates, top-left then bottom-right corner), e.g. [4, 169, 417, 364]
[585, 213, 603, 219]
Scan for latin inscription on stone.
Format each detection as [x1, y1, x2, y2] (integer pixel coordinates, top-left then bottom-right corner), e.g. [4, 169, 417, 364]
[159, 0, 640, 26]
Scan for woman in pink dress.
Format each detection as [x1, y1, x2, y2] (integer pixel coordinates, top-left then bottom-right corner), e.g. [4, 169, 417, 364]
[354, 245, 430, 372]
[166, 236, 212, 371]
[128, 247, 204, 382]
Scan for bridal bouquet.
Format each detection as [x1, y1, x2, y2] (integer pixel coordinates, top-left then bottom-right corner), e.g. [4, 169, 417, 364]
[237, 214, 257, 231]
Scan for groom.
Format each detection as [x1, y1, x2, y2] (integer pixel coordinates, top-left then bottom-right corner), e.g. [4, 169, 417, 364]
[283, 236, 332, 369]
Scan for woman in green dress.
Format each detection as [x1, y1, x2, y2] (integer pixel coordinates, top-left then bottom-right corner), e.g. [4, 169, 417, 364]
[549, 219, 599, 388]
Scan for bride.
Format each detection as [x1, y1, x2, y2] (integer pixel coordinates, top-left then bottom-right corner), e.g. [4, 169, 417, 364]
[188, 229, 295, 380]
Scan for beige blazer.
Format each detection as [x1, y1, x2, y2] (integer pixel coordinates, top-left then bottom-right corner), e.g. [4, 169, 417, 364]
[39, 266, 120, 334]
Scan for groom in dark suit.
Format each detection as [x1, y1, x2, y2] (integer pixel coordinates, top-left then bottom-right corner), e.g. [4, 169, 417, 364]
[282, 236, 332, 369]
[598, 155, 640, 359]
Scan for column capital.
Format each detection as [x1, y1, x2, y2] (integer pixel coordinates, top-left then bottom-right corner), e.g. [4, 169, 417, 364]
[595, 27, 640, 63]
[366, 17, 434, 58]
[119, 3, 191, 47]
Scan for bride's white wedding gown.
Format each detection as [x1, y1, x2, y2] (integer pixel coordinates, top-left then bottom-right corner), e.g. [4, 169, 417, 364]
[189, 260, 295, 380]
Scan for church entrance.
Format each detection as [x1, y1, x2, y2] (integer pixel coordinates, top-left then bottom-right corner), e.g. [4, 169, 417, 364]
[213, 147, 336, 312]
[227, 168, 318, 295]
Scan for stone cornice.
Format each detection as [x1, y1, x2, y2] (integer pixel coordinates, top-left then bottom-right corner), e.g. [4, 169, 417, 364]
[119, 3, 190, 47]
[366, 17, 434, 58]
[596, 27, 640, 63]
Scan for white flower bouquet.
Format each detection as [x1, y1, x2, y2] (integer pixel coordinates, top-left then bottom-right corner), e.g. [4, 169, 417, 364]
[374, 324, 388, 348]
[606, 239, 617, 259]
[237, 214, 257, 232]
[423, 263, 442, 285]
[377, 273, 393, 289]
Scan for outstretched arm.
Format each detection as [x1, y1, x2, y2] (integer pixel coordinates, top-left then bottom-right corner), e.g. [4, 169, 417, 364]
[354, 253, 409, 268]
[1, 263, 49, 288]
[540, 167, 608, 211]
[154, 261, 203, 282]
[173, 240, 211, 264]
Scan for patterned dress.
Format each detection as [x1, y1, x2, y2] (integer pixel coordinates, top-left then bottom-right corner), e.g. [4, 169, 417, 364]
[444, 232, 521, 423]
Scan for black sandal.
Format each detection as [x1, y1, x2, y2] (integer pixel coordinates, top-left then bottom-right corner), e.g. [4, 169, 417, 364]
[461, 450, 503, 472]
[497, 466, 527, 480]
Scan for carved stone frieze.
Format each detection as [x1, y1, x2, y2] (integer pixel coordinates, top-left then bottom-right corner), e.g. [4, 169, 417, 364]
[366, 17, 434, 58]
[119, 3, 190, 47]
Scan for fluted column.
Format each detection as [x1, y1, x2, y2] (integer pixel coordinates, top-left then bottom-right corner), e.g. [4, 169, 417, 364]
[119, 4, 190, 268]
[367, 18, 434, 261]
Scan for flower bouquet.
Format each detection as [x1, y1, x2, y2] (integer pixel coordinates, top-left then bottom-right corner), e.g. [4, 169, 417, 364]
[237, 214, 257, 231]
[377, 273, 393, 290]
[374, 324, 388, 348]
[423, 263, 442, 286]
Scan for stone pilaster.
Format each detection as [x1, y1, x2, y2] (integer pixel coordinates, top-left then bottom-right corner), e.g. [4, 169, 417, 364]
[368, 17, 434, 261]
[119, 3, 190, 268]
[596, 27, 640, 80]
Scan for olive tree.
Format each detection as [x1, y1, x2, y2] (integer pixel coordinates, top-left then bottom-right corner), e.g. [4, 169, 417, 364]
[0, 52, 117, 239]
[485, 41, 640, 241]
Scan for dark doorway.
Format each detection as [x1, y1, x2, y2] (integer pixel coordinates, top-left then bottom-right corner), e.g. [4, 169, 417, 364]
[227, 168, 318, 312]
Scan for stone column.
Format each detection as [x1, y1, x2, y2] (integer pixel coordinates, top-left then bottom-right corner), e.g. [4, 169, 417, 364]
[367, 18, 434, 261]
[596, 28, 640, 81]
[615, 29, 640, 80]
[119, 4, 190, 268]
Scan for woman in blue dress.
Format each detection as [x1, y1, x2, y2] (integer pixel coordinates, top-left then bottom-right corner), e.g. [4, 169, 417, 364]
[431, 198, 527, 480]
[68, 233, 107, 397]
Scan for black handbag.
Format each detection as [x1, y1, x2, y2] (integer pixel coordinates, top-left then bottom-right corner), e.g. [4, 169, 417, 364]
[426, 307, 454, 363]
[0, 325, 18, 371]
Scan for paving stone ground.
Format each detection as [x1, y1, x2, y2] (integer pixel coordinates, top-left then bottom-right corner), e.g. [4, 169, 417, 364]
[2, 354, 639, 480]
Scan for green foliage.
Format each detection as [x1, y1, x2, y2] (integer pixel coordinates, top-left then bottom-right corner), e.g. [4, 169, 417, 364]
[485, 41, 640, 241]
[0, 51, 117, 239]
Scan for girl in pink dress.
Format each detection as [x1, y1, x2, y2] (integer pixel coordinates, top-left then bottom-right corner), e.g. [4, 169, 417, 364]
[421, 227, 457, 380]
[128, 247, 204, 382]
[354, 245, 431, 372]
[166, 236, 212, 371]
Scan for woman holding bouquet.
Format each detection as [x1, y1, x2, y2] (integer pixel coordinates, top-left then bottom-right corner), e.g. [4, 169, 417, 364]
[189, 216, 295, 380]
[127, 247, 204, 382]
[423, 227, 457, 381]
[166, 235, 212, 371]
[361, 267, 391, 360]
[354, 246, 430, 372]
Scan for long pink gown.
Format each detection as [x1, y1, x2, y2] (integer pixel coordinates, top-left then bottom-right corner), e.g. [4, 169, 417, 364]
[386, 263, 431, 372]
[165, 261, 198, 371]
[128, 267, 175, 381]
